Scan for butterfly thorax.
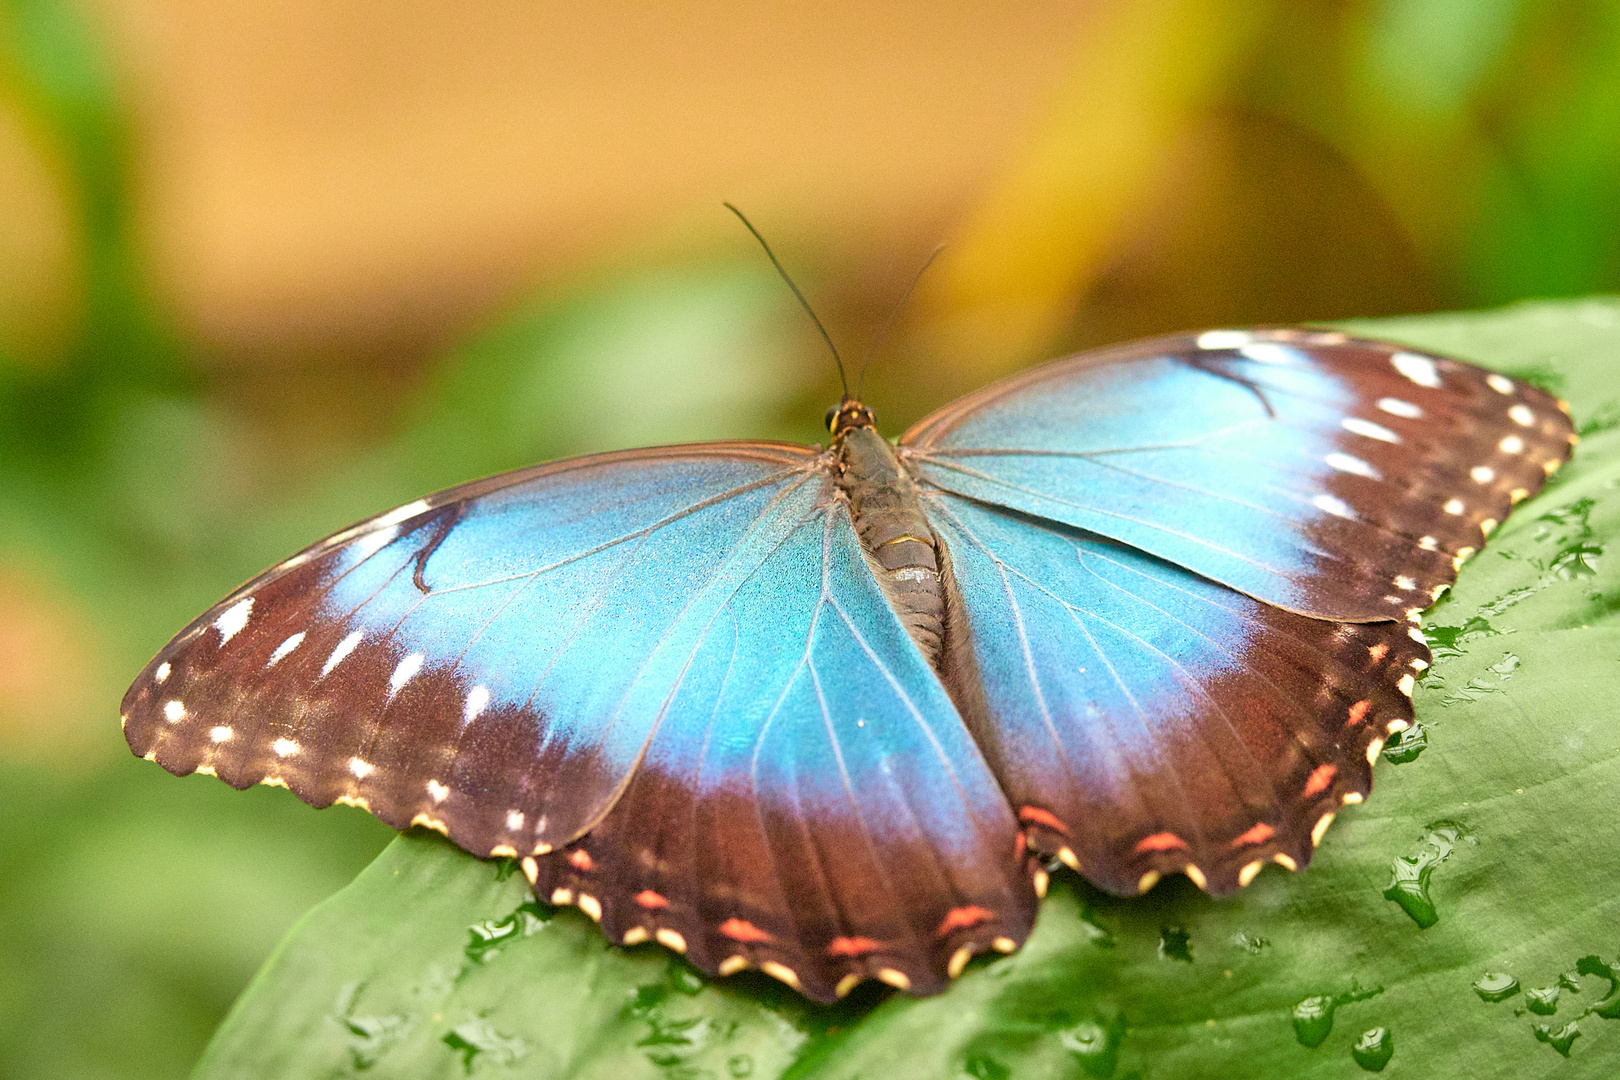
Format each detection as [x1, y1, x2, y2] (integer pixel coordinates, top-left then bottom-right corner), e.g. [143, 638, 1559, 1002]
[834, 420, 947, 669]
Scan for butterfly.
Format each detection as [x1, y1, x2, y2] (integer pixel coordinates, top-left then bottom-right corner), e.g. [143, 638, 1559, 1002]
[122, 326, 1574, 1003]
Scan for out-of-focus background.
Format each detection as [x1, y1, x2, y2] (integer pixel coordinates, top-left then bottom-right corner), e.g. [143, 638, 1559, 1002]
[1, 1, 1616, 1076]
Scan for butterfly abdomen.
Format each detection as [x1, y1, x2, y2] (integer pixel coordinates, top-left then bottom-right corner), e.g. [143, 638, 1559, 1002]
[836, 424, 948, 667]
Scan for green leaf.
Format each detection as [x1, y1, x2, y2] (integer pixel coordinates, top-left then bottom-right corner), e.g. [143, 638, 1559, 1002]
[196, 299, 1620, 1078]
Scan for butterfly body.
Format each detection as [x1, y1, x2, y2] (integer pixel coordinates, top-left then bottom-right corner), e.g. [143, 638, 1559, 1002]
[122, 328, 1575, 1002]
[835, 416, 953, 669]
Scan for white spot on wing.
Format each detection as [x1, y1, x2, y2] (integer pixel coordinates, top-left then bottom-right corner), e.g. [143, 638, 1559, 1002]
[214, 598, 253, 645]
[1391, 351, 1441, 387]
[154, 662, 170, 685]
[267, 631, 305, 667]
[348, 757, 373, 779]
[1377, 397, 1423, 419]
[1486, 373, 1515, 394]
[464, 685, 490, 723]
[1312, 493, 1356, 519]
[163, 699, 186, 722]
[272, 738, 300, 757]
[1443, 498, 1466, 515]
[1342, 416, 1401, 443]
[374, 499, 431, 528]
[1325, 452, 1382, 480]
[1238, 342, 1298, 365]
[1418, 535, 1439, 551]
[1471, 465, 1496, 484]
[209, 725, 233, 743]
[427, 779, 450, 803]
[1509, 404, 1535, 426]
[1197, 330, 1252, 350]
[1499, 435, 1524, 454]
[389, 653, 425, 694]
[353, 524, 399, 559]
[505, 810, 525, 831]
[322, 630, 363, 677]
[1394, 575, 1415, 590]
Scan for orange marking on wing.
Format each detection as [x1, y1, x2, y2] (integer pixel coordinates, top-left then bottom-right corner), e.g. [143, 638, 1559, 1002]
[568, 849, 593, 871]
[1014, 832, 1027, 861]
[1135, 832, 1188, 853]
[936, 905, 994, 937]
[718, 917, 773, 943]
[827, 936, 883, 957]
[1231, 822, 1275, 848]
[1347, 699, 1372, 726]
[635, 890, 668, 909]
[1368, 643, 1389, 661]
[1018, 806, 1069, 835]
[1303, 763, 1338, 798]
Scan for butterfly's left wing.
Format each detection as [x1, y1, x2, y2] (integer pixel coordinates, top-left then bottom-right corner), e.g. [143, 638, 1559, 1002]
[121, 443, 1031, 1002]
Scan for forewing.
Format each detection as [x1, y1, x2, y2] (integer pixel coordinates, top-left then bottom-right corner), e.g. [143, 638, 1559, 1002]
[903, 329, 1575, 621]
[123, 444, 832, 855]
[930, 493, 1427, 896]
[525, 497, 1033, 1003]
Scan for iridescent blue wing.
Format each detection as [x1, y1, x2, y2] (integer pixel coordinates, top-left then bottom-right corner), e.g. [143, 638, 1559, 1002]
[524, 497, 1032, 1000]
[905, 330, 1573, 895]
[121, 444, 1030, 1001]
[930, 494, 1425, 897]
[904, 330, 1576, 620]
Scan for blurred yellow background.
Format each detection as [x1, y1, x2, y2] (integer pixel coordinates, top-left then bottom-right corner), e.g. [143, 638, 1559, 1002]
[2, 1, 1617, 1076]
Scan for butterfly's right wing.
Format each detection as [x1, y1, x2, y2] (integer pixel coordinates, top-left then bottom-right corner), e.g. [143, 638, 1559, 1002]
[903, 330, 1574, 621]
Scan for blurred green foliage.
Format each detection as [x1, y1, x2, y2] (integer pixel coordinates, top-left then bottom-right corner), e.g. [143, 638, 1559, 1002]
[1, 1, 1618, 1077]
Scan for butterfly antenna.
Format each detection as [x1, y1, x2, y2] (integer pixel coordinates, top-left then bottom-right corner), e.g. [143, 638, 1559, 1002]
[724, 203, 849, 398]
[855, 242, 945, 400]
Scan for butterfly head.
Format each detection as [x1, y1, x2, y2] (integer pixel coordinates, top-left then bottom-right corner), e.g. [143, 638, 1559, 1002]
[826, 398, 876, 438]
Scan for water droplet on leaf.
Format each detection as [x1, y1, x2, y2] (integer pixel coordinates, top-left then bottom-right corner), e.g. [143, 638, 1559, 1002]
[1159, 926, 1193, 963]
[1351, 1027, 1393, 1072]
[1292, 996, 1336, 1048]
[442, 1019, 531, 1071]
[1383, 822, 1467, 928]
[1526, 986, 1561, 1015]
[1533, 1020, 1582, 1057]
[1382, 722, 1428, 764]
[1474, 972, 1520, 1002]
[1058, 1014, 1126, 1078]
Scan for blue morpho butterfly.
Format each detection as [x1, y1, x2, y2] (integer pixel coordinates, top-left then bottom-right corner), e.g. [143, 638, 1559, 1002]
[122, 237, 1575, 1003]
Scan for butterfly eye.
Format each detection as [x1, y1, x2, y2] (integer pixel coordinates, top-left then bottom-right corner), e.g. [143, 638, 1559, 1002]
[825, 404, 840, 433]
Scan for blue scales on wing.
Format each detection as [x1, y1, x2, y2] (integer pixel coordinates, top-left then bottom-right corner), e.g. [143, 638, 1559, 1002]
[903, 329, 1574, 893]
[121, 443, 1031, 1002]
[904, 329, 1577, 621]
[931, 494, 1426, 896]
